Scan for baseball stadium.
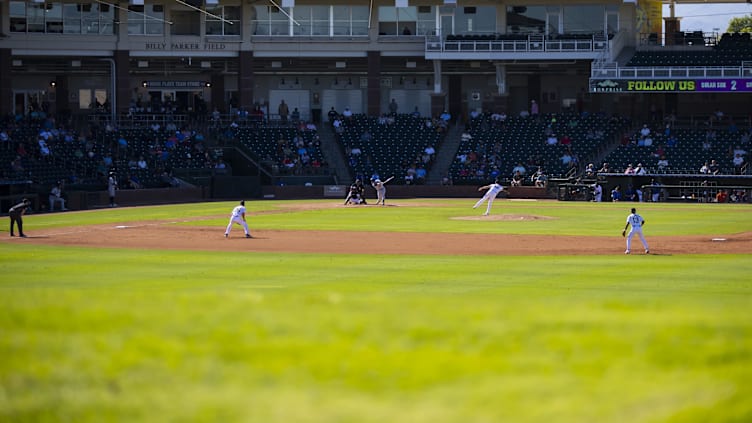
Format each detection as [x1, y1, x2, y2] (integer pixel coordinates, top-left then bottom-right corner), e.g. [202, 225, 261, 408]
[2, 0, 752, 421]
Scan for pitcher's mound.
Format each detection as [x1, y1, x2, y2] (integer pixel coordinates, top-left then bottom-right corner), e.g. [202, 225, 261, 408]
[452, 214, 555, 221]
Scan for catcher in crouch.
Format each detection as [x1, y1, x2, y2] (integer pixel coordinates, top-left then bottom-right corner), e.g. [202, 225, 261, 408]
[344, 179, 367, 205]
[370, 176, 395, 206]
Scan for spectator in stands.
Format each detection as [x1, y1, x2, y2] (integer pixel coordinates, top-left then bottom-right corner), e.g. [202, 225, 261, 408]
[491, 111, 507, 122]
[634, 163, 647, 176]
[342, 107, 353, 121]
[511, 170, 524, 187]
[715, 189, 728, 203]
[699, 161, 710, 174]
[640, 124, 651, 138]
[441, 172, 453, 186]
[48, 181, 67, 212]
[404, 165, 416, 185]
[530, 100, 539, 118]
[125, 173, 142, 189]
[332, 117, 343, 134]
[327, 107, 338, 124]
[440, 110, 451, 123]
[657, 156, 669, 171]
[585, 163, 596, 178]
[732, 145, 747, 159]
[411, 106, 421, 118]
[733, 154, 746, 174]
[278, 100, 289, 123]
[708, 159, 720, 175]
[291, 107, 300, 123]
[740, 129, 750, 145]
[534, 169, 547, 188]
[561, 151, 573, 167]
[415, 165, 427, 184]
[137, 155, 148, 169]
[598, 162, 612, 174]
[389, 98, 399, 115]
[624, 164, 635, 175]
[546, 133, 558, 145]
[512, 162, 526, 177]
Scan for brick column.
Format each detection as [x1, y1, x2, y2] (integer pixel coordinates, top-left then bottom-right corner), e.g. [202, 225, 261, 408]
[367, 51, 381, 117]
[238, 50, 254, 111]
[0, 49, 12, 116]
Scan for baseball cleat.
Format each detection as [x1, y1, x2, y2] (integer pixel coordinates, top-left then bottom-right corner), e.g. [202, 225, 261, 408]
[645, 249, 650, 254]
[224, 233, 228, 238]
[625, 250, 630, 254]
[246, 234, 252, 238]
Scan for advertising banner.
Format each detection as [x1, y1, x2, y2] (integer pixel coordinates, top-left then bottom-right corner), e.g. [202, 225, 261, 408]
[590, 78, 752, 93]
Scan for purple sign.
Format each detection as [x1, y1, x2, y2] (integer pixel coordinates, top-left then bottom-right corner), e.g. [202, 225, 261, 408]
[695, 79, 752, 92]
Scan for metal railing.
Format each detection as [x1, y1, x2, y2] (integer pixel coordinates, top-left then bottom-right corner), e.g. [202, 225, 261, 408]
[426, 33, 608, 54]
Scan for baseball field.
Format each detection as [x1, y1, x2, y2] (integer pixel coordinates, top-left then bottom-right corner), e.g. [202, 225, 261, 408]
[1, 198, 751, 422]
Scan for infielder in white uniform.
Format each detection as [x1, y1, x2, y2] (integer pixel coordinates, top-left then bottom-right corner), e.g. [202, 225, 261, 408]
[225, 200, 252, 238]
[622, 207, 649, 254]
[473, 178, 505, 216]
[371, 176, 395, 206]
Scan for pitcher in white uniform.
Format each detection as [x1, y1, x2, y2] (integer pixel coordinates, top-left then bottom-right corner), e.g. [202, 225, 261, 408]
[473, 178, 505, 216]
[622, 207, 649, 254]
[225, 200, 252, 238]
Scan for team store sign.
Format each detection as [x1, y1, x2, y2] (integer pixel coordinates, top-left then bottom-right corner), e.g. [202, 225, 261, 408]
[591, 78, 752, 93]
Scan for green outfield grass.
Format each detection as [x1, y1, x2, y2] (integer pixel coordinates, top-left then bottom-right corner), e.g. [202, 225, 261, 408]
[1, 200, 751, 422]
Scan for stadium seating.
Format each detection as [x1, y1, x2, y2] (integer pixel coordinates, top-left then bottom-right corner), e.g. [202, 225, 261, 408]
[336, 114, 445, 184]
[449, 113, 629, 184]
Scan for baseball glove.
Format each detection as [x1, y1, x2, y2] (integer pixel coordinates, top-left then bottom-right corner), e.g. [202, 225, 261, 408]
[621, 230, 626, 237]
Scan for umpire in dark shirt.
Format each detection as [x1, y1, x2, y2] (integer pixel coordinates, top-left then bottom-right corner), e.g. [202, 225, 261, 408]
[9, 198, 31, 237]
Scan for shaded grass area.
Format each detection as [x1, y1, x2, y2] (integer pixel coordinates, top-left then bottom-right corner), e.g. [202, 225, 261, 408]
[1, 246, 751, 422]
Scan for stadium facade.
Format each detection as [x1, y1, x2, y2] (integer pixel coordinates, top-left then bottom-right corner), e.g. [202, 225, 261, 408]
[1, 0, 750, 125]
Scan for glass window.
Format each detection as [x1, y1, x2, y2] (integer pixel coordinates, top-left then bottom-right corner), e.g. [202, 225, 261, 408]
[456, 5, 495, 34]
[563, 5, 604, 34]
[506, 5, 545, 34]
[333, 5, 368, 36]
[128, 4, 164, 35]
[172, 10, 200, 35]
[378, 6, 417, 36]
[27, 3, 46, 33]
[206, 5, 240, 36]
[416, 6, 436, 36]
[252, 5, 290, 36]
[10, 1, 26, 32]
[64, 4, 81, 34]
[44, 3, 63, 33]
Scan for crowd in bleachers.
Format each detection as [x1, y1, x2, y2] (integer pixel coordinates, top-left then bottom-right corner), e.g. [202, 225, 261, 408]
[229, 119, 328, 177]
[449, 109, 630, 185]
[1, 110, 223, 191]
[601, 109, 750, 176]
[330, 106, 446, 185]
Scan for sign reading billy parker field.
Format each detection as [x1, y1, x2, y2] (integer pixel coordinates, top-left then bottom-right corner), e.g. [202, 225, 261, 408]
[145, 42, 228, 50]
[591, 78, 752, 93]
